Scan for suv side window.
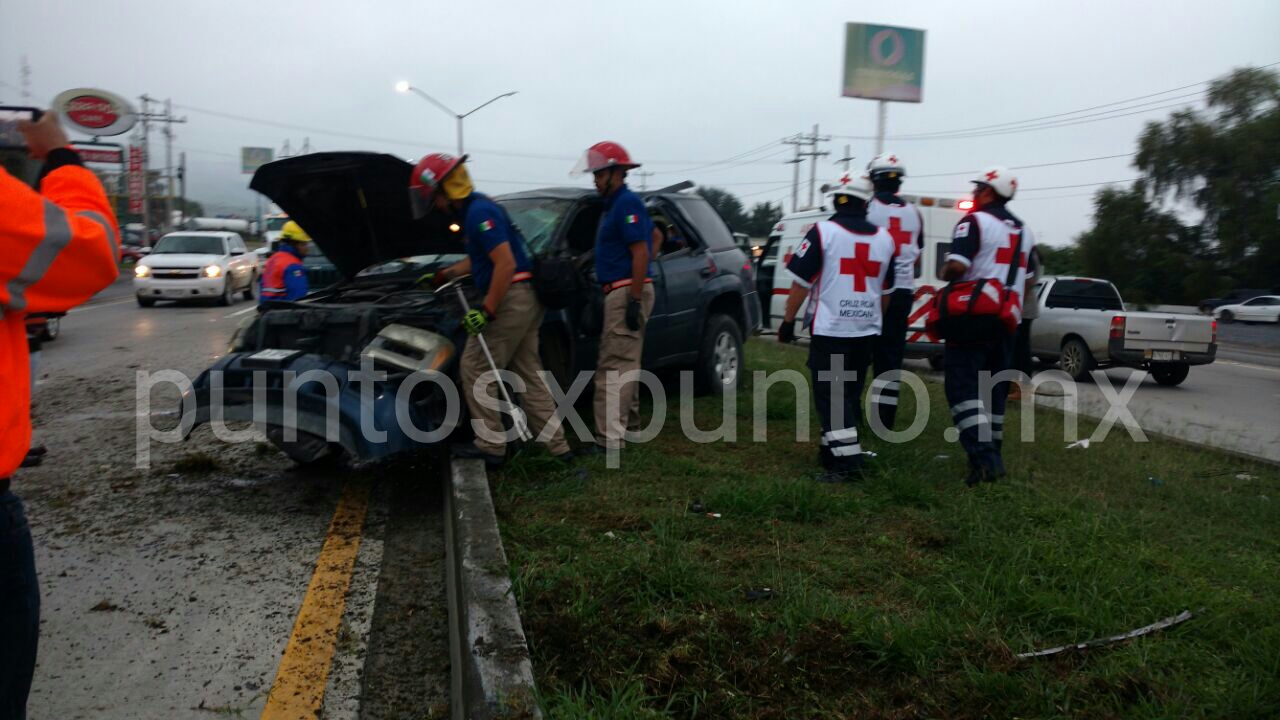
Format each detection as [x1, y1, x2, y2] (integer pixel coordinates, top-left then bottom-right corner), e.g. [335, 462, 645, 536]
[672, 196, 736, 251]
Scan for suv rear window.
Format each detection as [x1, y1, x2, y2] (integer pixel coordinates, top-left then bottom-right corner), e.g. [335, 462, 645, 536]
[672, 196, 737, 250]
[1045, 279, 1123, 311]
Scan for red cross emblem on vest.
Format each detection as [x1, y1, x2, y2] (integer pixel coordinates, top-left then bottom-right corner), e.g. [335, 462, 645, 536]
[887, 217, 912, 256]
[839, 242, 881, 292]
[996, 228, 1026, 269]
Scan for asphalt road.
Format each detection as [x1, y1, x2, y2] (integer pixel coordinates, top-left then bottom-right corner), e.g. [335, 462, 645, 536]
[21, 276, 449, 719]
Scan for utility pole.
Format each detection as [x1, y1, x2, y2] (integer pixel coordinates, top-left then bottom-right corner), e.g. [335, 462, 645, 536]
[20, 56, 31, 102]
[635, 170, 654, 190]
[300, 137, 312, 154]
[798, 124, 831, 209]
[177, 152, 187, 228]
[280, 139, 293, 158]
[782, 134, 805, 212]
[136, 95, 186, 235]
[835, 144, 856, 173]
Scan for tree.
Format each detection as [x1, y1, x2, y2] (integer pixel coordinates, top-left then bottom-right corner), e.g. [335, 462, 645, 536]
[1037, 243, 1084, 278]
[696, 186, 747, 232]
[743, 201, 783, 238]
[1075, 185, 1217, 305]
[1135, 67, 1280, 288]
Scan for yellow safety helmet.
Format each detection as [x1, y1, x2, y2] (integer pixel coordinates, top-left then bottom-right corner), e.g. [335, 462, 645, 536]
[279, 220, 311, 243]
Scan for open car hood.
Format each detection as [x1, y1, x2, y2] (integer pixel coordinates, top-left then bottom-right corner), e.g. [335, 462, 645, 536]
[250, 152, 464, 279]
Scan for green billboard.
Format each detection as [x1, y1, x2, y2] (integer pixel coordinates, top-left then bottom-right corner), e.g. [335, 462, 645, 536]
[842, 23, 926, 103]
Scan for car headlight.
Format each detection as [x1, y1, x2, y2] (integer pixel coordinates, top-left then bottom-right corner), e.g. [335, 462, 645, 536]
[134, 265, 151, 278]
[203, 265, 223, 279]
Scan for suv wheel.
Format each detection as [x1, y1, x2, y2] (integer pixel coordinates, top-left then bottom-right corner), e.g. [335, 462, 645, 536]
[217, 278, 235, 306]
[242, 272, 257, 301]
[697, 314, 744, 394]
[1059, 337, 1095, 381]
[1218, 310, 1235, 323]
[137, 296, 156, 308]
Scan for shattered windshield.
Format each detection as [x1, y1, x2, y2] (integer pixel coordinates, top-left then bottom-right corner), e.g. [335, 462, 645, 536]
[498, 197, 572, 255]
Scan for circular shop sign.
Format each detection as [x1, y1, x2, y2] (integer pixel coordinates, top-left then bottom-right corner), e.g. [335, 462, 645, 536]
[52, 87, 138, 137]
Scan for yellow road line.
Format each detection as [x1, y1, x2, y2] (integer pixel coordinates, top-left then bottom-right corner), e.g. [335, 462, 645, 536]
[261, 480, 371, 720]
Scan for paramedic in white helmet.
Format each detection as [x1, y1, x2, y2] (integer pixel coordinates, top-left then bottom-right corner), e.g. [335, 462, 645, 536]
[864, 152, 923, 431]
[939, 166, 1037, 487]
[778, 175, 898, 482]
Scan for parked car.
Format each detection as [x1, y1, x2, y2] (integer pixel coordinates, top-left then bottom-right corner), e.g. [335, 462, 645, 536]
[1197, 288, 1271, 315]
[1030, 276, 1216, 386]
[133, 231, 261, 307]
[120, 245, 147, 264]
[1213, 295, 1280, 324]
[182, 151, 762, 465]
[24, 312, 63, 342]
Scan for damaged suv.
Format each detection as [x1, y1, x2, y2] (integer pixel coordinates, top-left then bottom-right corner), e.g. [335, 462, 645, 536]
[184, 152, 761, 465]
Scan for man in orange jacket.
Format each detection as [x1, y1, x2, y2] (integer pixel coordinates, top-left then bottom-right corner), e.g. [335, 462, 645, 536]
[1, 110, 119, 719]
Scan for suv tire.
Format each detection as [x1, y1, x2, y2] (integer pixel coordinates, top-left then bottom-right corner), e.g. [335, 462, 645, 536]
[243, 272, 257, 301]
[137, 296, 156, 308]
[697, 314, 744, 395]
[217, 278, 235, 306]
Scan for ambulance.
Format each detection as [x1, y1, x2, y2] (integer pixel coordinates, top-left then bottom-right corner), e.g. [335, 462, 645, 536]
[758, 191, 974, 366]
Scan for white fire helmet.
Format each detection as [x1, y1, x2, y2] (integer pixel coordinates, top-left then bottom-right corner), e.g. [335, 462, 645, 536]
[825, 172, 873, 202]
[972, 165, 1018, 199]
[866, 152, 906, 179]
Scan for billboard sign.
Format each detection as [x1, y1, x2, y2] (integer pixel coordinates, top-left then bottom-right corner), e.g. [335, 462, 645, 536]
[128, 145, 145, 214]
[52, 88, 138, 137]
[241, 146, 274, 174]
[72, 143, 124, 164]
[842, 23, 926, 103]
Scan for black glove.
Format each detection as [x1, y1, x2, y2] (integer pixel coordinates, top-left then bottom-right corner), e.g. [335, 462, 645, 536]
[778, 320, 796, 344]
[625, 296, 642, 331]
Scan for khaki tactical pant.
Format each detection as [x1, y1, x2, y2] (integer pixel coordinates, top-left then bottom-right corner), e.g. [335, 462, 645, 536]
[593, 283, 656, 449]
[460, 283, 571, 457]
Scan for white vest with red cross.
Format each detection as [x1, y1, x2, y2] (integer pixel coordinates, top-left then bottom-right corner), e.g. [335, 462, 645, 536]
[866, 196, 922, 292]
[958, 210, 1036, 307]
[805, 220, 896, 338]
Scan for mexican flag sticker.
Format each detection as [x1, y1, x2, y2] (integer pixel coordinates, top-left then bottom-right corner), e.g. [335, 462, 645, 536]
[479, 219, 495, 232]
[625, 214, 639, 224]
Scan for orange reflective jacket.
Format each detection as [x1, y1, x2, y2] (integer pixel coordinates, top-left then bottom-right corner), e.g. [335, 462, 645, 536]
[1, 157, 120, 479]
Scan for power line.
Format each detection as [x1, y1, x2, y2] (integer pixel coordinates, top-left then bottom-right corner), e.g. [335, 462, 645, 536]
[909, 152, 1137, 179]
[832, 60, 1278, 142]
[910, 178, 1139, 195]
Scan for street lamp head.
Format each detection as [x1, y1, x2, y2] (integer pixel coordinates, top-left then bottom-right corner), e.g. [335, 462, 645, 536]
[394, 81, 411, 94]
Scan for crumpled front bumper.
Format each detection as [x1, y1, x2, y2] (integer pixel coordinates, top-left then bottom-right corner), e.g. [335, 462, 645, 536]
[183, 351, 454, 462]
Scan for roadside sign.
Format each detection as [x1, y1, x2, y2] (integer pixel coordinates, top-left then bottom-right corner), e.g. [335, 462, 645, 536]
[52, 88, 138, 137]
[842, 23, 926, 103]
[72, 143, 125, 164]
[241, 146, 274, 174]
[128, 145, 145, 214]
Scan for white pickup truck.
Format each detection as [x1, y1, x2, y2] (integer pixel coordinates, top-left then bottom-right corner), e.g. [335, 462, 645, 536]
[1030, 276, 1216, 386]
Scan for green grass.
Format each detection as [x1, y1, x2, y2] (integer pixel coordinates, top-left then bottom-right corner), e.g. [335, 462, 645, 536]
[491, 339, 1280, 719]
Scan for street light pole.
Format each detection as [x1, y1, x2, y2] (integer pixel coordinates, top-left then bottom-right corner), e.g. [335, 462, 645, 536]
[395, 81, 517, 156]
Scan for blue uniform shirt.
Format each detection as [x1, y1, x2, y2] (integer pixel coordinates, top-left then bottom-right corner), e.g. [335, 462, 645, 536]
[595, 185, 654, 284]
[461, 193, 533, 295]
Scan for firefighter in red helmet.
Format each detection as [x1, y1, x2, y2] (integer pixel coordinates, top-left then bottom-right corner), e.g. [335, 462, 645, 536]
[572, 141, 654, 457]
[411, 153, 573, 468]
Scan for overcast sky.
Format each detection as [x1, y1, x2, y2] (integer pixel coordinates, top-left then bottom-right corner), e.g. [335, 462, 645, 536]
[3, 0, 1277, 245]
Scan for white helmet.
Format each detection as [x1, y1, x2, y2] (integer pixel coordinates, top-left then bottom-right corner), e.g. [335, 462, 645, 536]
[824, 172, 873, 202]
[866, 152, 906, 179]
[972, 165, 1017, 199]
